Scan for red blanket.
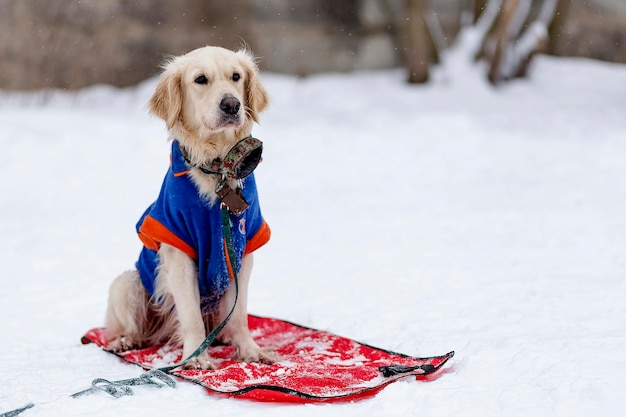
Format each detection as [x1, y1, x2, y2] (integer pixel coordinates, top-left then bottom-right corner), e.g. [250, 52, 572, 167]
[81, 315, 453, 402]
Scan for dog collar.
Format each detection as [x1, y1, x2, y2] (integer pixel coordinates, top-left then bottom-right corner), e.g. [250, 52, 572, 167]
[179, 136, 263, 181]
[178, 136, 263, 216]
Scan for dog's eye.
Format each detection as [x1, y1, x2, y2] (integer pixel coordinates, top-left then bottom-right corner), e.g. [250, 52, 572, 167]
[232, 72, 241, 82]
[194, 75, 208, 85]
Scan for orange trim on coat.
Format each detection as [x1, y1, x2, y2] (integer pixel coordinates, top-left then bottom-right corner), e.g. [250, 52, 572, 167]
[223, 239, 236, 282]
[245, 220, 271, 255]
[173, 169, 190, 177]
[138, 215, 198, 260]
[170, 153, 190, 177]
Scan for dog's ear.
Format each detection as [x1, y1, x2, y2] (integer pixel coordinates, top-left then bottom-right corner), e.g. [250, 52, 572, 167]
[149, 62, 183, 130]
[237, 51, 269, 123]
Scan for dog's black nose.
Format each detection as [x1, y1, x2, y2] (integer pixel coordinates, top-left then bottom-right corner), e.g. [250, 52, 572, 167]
[220, 96, 241, 116]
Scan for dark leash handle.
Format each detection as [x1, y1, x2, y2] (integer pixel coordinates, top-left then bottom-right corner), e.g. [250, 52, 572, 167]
[378, 364, 436, 377]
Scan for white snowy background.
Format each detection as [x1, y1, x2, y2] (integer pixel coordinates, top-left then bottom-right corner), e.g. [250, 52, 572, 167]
[1, 54, 625, 416]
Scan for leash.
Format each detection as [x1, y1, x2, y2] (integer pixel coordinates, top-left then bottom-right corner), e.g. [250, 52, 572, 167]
[69, 139, 257, 399]
[0, 404, 34, 417]
[72, 207, 240, 397]
[1, 207, 240, 416]
[2, 137, 261, 416]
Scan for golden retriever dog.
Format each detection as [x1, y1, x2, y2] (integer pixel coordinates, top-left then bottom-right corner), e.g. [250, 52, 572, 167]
[104, 46, 273, 370]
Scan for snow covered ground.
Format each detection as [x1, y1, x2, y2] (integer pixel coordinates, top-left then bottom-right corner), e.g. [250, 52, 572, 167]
[1, 55, 625, 416]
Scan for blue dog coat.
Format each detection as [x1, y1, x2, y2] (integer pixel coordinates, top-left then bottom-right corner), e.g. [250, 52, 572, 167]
[135, 140, 270, 311]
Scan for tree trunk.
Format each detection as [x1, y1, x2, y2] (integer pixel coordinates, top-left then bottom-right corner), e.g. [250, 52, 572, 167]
[404, 0, 434, 84]
[547, 0, 572, 56]
[487, 0, 519, 85]
[473, 0, 489, 24]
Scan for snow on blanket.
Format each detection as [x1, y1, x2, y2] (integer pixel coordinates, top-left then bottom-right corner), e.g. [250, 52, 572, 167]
[81, 315, 454, 402]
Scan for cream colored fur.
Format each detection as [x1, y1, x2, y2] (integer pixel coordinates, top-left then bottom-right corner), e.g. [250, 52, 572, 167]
[105, 46, 272, 370]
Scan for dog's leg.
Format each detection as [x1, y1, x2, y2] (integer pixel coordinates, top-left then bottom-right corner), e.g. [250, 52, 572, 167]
[217, 253, 276, 364]
[105, 270, 148, 351]
[157, 243, 215, 370]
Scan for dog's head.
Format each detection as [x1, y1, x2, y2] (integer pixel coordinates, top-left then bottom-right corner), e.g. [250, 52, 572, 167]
[149, 46, 269, 135]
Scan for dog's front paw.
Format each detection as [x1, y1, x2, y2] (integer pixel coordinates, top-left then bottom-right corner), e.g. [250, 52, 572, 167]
[236, 344, 277, 365]
[107, 335, 139, 352]
[179, 351, 216, 371]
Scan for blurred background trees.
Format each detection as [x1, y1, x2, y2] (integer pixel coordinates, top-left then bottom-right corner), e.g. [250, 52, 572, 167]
[401, 0, 574, 85]
[0, 0, 624, 90]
